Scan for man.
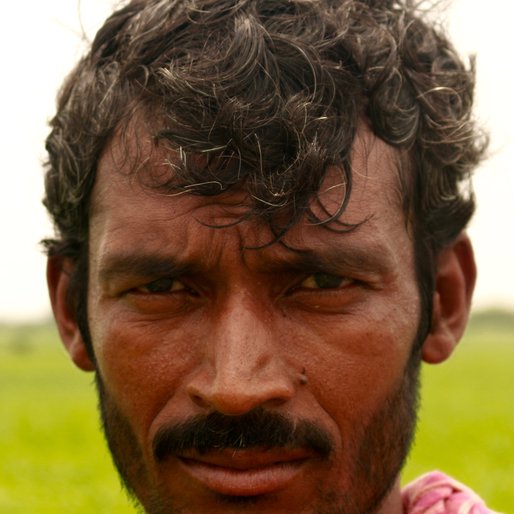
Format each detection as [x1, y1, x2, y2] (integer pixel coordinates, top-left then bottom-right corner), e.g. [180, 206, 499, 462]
[43, 1, 496, 513]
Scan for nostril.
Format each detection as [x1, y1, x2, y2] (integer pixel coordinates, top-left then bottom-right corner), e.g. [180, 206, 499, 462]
[187, 380, 213, 409]
[186, 369, 296, 416]
[184, 309, 296, 414]
[190, 392, 202, 404]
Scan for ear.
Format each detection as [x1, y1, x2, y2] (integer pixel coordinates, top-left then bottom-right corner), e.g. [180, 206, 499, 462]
[47, 256, 95, 371]
[422, 233, 476, 364]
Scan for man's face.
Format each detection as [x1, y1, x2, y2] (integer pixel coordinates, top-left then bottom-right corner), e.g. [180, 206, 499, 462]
[85, 130, 423, 514]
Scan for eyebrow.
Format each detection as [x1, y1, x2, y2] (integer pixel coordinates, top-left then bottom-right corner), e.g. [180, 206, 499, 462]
[97, 252, 199, 285]
[97, 241, 396, 286]
[280, 247, 393, 273]
[264, 245, 396, 276]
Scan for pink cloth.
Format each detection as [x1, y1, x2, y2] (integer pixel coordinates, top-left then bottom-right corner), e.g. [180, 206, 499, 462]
[402, 471, 502, 514]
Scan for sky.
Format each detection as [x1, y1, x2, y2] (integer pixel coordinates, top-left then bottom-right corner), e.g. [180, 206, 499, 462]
[0, 0, 513, 322]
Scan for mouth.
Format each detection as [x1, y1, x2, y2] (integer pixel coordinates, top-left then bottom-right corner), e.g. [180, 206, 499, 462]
[176, 447, 315, 496]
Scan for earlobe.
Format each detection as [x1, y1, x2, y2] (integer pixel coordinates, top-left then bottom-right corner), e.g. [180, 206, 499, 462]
[422, 233, 476, 364]
[47, 256, 95, 372]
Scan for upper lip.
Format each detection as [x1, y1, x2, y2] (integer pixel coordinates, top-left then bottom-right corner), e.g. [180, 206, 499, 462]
[177, 447, 316, 469]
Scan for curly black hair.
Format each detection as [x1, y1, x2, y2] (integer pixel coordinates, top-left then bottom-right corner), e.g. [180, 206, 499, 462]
[43, 0, 487, 347]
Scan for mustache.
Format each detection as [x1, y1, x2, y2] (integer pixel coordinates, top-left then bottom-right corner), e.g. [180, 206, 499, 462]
[153, 408, 333, 463]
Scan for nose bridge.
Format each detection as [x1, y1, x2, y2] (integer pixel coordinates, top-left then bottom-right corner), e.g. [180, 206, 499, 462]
[215, 291, 272, 375]
[187, 289, 295, 414]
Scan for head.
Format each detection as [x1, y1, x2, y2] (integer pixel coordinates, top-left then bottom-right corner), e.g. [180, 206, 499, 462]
[44, 1, 485, 513]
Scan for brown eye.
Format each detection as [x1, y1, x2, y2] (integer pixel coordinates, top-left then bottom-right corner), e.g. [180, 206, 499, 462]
[300, 273, 348, 290]
[139, 278, 185, 294]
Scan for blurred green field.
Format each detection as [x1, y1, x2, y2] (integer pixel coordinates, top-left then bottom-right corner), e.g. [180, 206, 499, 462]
[1, 310, 512, 513]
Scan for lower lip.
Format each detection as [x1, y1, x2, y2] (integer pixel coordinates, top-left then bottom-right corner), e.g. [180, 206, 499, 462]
[178, 457, 307, 496]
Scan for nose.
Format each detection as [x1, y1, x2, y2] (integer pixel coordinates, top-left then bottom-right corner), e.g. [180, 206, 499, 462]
[186, 293, 295, 415]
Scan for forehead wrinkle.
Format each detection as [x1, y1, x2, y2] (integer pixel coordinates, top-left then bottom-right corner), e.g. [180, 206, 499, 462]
[95, 212, 262, 281]
[90, 122, 410, 280]
[92, 133, 256, 222]
[351, 125, 405, 204]
[310, 128, 405, 233]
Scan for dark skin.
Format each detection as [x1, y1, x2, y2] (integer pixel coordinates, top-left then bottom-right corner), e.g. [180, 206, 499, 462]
[48, 127, 476, 514]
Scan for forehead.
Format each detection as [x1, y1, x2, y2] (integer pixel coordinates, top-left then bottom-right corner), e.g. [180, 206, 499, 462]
[88, 123, 414, 286]
[87, 125, 414, 288]
[91, 124, 405, 237]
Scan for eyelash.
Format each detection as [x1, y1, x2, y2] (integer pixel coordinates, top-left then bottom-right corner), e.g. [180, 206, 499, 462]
[130, 272, 354, 298]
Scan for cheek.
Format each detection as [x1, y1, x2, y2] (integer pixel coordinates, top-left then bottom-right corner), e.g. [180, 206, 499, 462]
[291, 299, 420, 427]
[89, 311, 202, 438]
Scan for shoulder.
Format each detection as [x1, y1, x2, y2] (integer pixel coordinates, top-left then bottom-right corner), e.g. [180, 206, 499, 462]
[402, 471, 503, 514]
